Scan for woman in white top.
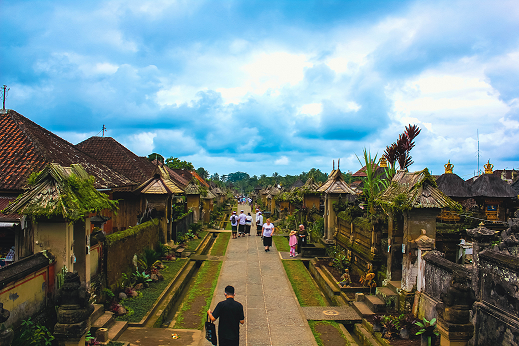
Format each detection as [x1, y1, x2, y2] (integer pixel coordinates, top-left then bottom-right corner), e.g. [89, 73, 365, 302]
[256, 212, 263, 236]
[262, 218, 275, 252]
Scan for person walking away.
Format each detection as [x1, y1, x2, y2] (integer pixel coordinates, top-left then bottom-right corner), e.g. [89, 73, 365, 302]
[208, 285, 244, 346]
[296, 224, 307, 254]
[262, 218, 275, 252]
[289, 230, 298, 257]
[256, 212, 263, 236]
[238, 210, 247, 237]
[245, 213, 252, 236]
[230, 211, 238, 239]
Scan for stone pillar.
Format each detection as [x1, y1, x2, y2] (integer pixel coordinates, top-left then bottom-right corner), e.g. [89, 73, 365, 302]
[436, 271, 476, 346]
[466, 223, 497, 298]
[54, 272, 94, 346]
[324, 193, 338, 244]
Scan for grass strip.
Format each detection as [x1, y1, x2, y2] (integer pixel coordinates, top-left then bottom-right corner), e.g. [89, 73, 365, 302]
[186, 231, 208, 251]
[210, 232, 231, 256]
[174, 261, 222, 329]
[309, 320, 350, 346]
[282, 260, 327, 307]
[273, 235, 290, 252]
[117, 259, 188, 322]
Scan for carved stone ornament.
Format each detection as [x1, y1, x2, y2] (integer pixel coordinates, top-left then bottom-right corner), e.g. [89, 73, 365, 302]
[466, 222, 497, 240]
[415, 229, 435, 250]
[53, 272, 94, 340]
[436, 271, 476, 324]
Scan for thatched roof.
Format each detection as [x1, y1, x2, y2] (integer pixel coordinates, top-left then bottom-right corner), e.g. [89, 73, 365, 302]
[301, 177, 321, 193]
[184, 181, 201, 195]
[134, 166, 184, 195]
[471, 173, 517, 198]
[1, 163, 118, 221]
[378, 168, 460, 210]
[436, 173, 472, 198]
[317, 168, 356, 195]
[291, 179, 304, 189]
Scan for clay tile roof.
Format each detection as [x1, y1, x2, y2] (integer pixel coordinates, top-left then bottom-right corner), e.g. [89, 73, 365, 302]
[352, 163, 379, 177]
[190, 171, 210, 188]
[76, 137, 156, 185]
[0, 110, 134, 190]
[0, 196, 20, 221]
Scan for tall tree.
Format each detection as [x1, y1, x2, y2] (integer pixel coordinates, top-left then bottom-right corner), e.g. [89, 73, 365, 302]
[384, 124, 421, 170]
[196, 167, 209, 179]
[165, 157, 194, 170]
[147, 153, 164, 163]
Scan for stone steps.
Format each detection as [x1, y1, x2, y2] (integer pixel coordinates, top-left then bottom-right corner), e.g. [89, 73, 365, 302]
[352, 302, 375, 318]
[375, 287, 399, 312]
[364, 295, 385, 313]
[89, 306, 127, 343]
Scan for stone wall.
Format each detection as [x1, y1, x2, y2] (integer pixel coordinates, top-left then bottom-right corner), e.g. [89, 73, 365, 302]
[105, 219, 160, 289]
[417, 251, 469, 321]
[172, 211, 194, 242]
[472, 250, 519, 346]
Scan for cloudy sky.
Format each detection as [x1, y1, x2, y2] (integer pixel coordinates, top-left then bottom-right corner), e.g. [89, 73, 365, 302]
[2, 0, 518, 179]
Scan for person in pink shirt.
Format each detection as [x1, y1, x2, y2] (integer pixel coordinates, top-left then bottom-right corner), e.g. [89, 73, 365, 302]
[289, 230, 298, 257]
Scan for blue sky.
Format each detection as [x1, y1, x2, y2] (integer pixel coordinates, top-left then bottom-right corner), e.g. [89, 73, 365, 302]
[2, 0, 518, 179]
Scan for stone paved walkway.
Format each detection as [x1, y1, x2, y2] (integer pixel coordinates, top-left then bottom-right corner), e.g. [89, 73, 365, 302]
[199, 204, 318, 346]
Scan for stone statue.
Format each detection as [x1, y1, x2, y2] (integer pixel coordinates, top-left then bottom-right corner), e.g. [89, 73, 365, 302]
[339, 269, 351, 287]
[54, 272, 94, 344]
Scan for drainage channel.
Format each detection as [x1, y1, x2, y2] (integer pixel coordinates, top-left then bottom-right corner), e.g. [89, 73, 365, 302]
[152, 231, 222, 328]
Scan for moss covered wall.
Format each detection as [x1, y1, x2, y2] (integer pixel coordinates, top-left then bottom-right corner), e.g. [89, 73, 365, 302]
[105, 219, 160, 289]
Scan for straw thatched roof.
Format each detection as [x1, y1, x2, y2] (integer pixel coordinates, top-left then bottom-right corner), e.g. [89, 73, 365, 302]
[378, 169, 460, 210]
[436, 173, 472, 198]
[134, 166, 184, 195]
[1, 163, 118, 221]
[470, 173, 517, 198]
[184, 181, 201, 195]
[317, 169, 356, 195]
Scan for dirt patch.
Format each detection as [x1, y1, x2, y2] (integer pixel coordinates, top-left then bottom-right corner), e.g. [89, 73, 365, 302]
[313, 322, 348, 346]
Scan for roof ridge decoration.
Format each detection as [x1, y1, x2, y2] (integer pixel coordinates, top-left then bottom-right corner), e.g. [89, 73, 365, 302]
[1, 163, 118, 221]
[317, 167, 356, 194]
[444, 160, 454, 174]
[484, 160, 493, 174]
[185, 181, 201, 195]
[134, 165, 184, 195]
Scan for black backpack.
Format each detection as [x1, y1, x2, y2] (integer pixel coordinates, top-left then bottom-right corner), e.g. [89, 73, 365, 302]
[231, 215, 236, 223]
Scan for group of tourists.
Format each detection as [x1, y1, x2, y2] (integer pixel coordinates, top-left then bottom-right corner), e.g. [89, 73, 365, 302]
[236, 196, 252, 206]
[288, 224, 308, 257]
[229, 210, 254, 239]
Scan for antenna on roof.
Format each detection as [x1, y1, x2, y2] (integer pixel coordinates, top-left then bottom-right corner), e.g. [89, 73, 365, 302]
[2, 85, 9, 111]
[338, 159, 340, 170]
[333, 160, 335, 170]
[477, 129, 480, 176]
[102, 125, 106, 137]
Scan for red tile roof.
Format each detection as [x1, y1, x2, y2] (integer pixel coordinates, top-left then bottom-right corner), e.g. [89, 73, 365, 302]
[76, 137, 156, 185]
[0, 110, 135, 191]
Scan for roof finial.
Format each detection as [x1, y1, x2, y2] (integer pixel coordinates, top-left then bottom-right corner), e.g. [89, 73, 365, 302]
[338, 159, 340, 170]
[2, 85, 9, 111]
[484, 160, 493, 174]
[379, 156, 388, 168]
[333, 160, 335, 170]
[444, 160, 454, 174]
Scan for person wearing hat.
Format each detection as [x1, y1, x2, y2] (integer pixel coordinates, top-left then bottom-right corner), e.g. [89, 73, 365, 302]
[256, 211, 263, 236]
[230, 211, 238, 239]
[238, 210, 247, 237]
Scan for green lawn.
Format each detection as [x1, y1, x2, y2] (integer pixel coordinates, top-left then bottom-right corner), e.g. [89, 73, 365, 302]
[309, 320, 350, 346]
[173, 261, 222, 329]
[117, 259, 188, 322]
[186, 231, 208, 252]
[210, 232, 231, 256]
[282, 260, 327, 307]
[272, 235, 290, 252]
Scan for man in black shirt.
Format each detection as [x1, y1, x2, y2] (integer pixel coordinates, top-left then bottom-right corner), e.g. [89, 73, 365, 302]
[207, 285, 245, 346]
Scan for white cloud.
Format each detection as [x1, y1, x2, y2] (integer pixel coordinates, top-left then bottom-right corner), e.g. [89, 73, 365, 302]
[299, 103, 322, 116]
[275, 156, 289, 165]
[121, 132, 157, 156]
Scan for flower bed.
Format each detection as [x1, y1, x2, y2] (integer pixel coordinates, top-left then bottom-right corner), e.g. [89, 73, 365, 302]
[116, 259, 188, 322]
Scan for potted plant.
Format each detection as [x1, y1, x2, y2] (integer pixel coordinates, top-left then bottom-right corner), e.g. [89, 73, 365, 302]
[372, 314, 383, 332]
[415, 317, 439, 346]
[382, 317, 398, 340]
